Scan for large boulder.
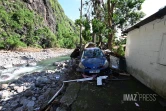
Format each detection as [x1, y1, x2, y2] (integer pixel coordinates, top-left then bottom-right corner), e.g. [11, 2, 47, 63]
[36, 76, 51, 84]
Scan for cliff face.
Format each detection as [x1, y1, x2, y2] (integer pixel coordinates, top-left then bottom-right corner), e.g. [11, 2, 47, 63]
[0, 0, 78, 49]
[24, 0, 57, 33]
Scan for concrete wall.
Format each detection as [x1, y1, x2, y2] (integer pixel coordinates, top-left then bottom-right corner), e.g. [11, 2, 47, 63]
[125, 15, 166, 98]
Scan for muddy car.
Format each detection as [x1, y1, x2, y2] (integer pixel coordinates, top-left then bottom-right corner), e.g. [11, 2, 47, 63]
[78, 47, 110, 77]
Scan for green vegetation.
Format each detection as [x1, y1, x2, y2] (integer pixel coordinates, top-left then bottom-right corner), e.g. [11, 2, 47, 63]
[112, 38, 126, 56]
[0, 0, 79, 50]
[76, 0, 145, 56]
[49, 0, 79, 48]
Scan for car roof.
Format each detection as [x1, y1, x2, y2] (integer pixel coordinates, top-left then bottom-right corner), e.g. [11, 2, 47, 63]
[84, 47, 100, 50]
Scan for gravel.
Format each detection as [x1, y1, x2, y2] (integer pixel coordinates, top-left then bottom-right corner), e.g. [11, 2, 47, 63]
[0, 48, 73, 67]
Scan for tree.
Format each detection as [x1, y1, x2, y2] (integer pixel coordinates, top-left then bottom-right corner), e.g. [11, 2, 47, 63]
[82, 0, 145, 50]
[75, 18, 91, 42]
[106, 0, 145, 50]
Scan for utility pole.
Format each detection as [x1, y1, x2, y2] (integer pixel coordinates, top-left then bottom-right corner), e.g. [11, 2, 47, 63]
[79, 0, 83, 48]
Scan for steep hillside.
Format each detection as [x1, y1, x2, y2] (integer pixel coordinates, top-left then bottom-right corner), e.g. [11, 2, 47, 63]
[0, 0, 79, 49]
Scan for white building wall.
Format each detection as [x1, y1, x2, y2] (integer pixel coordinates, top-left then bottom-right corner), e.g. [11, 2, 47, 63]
[125, 15, 166, 98]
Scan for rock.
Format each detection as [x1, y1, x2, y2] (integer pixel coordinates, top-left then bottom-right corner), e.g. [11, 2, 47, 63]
[55, 69, 61, 73]
[36, 76, 51, 84]
[64, 65, 68, 68]
[42, 49, 52, 53]
[12, 91, 18, 95]
[27, 62, 37, 66]
[32, 97, 36, 101]
[27, 100, 34, 107]
[61, 68, 68, 73]
[55, 75, 60, 80]
[3, 64, 13, 69]
[38, 95, 44, 102]
[35, 82, 44, 88]
[2, 101, 6, 105]
[45, 70, 55, 74]
[15, 106, 23, 111]
[3, 103, 10, 109]
[1, 75, 10, 80]
[53, 62, 59, 66]
[58, 63, 63, 67]
[43, 88, 51, 98]
[24, 90, 33, 97]
[13, 86, 24, 93]
[11, 101, 19, 108]
[1, 108, 6, 111]
[20, 98, 28, 105]
[16, 86, 24, 93]
[8, 84, 15, 90]
[62, 63, 67, 68]
[0, 90, 10, 99]
[27, 106, 33, 111]
[1, 84, 8, 90]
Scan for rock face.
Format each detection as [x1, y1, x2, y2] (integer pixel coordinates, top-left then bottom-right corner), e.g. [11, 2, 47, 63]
[24, 0, 77, 35]
[0, 0, 78, 49]
[24, 0, 56, 33]
[24, 0, 77, 34]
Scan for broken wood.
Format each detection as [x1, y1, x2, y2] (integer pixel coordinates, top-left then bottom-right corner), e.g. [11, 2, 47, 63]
[119, 73, 130, 76]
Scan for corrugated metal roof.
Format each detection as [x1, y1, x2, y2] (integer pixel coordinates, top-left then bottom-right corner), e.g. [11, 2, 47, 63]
[123, 6, 166, 33]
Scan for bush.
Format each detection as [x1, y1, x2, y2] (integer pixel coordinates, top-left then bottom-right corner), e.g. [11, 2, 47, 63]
[34, 27, 57, 48]
[58, 33, 79, 48]
[5, 35, 27, 50]
[116, 45, 125, 56]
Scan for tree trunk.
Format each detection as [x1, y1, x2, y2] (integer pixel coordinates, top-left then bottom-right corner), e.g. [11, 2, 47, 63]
[108, 34, 113, 50]
[80, 0, 83, 48]
[92, 33, 96, 44]
[107, 0, 115, 50]
[99, 35, 102, 48]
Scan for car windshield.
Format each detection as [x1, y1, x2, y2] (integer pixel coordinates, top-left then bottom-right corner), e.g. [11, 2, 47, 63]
[82, 48, 104, 58]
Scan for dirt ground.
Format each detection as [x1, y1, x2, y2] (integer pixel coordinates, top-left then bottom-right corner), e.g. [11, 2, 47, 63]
[57, 71, 166, 111]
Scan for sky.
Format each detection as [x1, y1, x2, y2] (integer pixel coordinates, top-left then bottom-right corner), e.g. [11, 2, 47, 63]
[58, 0, 166, 21]
[142, 0, 166, 19]
[58, 0, 81, 21]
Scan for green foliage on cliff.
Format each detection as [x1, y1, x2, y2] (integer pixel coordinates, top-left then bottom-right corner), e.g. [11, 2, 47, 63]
[49, 0, 79, 42]
[0, 0, 78, 50]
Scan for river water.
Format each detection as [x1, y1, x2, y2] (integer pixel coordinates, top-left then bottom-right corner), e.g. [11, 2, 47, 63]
[0, 55, 70, 83]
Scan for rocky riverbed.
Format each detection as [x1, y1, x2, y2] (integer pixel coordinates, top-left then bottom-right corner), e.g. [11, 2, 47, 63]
[0, 48, 73, 68]
[0, 48, 74, 111]
[0, 60, 71, 111]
